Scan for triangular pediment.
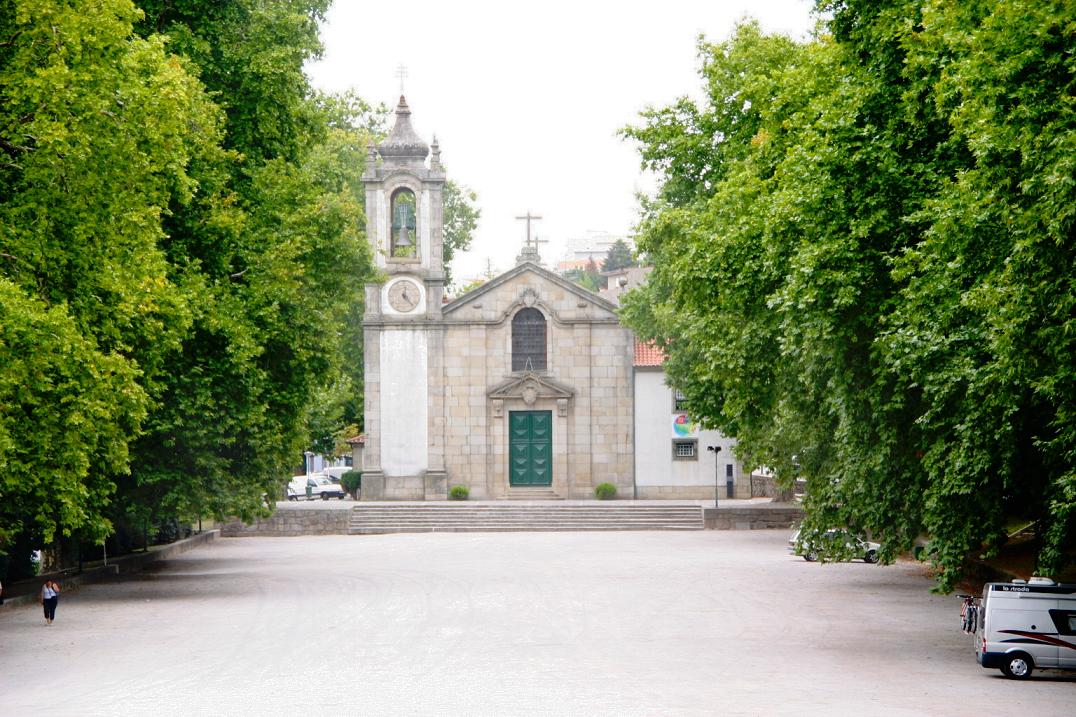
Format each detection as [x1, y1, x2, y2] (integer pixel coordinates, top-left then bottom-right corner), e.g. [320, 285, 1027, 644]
[444, 261, 619, 317]
[487, 371, 575, 401]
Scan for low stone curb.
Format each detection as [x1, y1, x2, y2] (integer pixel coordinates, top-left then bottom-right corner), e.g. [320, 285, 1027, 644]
[0, 530, 217, 612]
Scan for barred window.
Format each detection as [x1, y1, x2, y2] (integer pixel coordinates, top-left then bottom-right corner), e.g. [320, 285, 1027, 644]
[673, 440, 697, 460]
[673, 389, 688, 411]
[512, 308, 546, 371]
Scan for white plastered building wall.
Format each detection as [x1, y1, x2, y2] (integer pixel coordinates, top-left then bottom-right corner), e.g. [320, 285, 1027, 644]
[633, 368, 747, 499]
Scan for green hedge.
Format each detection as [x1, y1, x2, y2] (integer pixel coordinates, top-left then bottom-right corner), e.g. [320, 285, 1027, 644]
[341, 471, 362, 498]
[595, 482, 617, 500]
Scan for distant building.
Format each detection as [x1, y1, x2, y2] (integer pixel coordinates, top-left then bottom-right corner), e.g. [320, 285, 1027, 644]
[554, 231, 634, 274]
[599, 266, 652, 306]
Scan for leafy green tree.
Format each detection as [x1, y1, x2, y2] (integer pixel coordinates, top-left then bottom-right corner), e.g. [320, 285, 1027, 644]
[119, 0, 375, 522]
[622, 6, 1075, 590]
[564, 258, 603, 292]
[0, 280, 146, 553]
[0, 0, 223, 562]
[137, 0, 329, 164]
[873, 0, 1076, 581]
[601, 238, 637, 273]
[0, 0, 386, 565]
[443, 179, 481, 286]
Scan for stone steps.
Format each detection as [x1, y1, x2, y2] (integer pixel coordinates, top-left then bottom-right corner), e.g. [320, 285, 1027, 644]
[503, 487, 562, 500]
[347, 504, 704, 534]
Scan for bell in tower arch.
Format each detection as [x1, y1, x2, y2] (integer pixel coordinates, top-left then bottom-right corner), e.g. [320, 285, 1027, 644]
[391, 188, 417, 257]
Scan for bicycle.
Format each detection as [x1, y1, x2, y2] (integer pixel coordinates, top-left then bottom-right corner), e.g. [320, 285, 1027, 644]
[957, 594, 980, 634]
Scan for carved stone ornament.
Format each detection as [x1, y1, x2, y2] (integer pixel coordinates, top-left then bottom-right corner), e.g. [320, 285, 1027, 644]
[492, 399, 503, 417]
[557, 398, 569, 417]
[521, 288, 538, 307]
[487, 372, 574, 407]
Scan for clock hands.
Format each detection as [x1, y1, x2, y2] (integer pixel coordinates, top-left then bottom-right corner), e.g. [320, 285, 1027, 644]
[390, 281, 419, 311]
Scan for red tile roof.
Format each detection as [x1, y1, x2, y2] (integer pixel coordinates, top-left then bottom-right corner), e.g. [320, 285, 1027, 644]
[633, 339, 667, 367]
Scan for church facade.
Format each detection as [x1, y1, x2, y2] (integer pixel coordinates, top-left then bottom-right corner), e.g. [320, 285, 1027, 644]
[437, 265, 634, 499]
[360, 98, 634, 500]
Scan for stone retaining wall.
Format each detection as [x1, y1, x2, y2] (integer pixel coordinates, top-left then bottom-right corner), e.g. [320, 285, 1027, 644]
[221, 504, 805, 535]
[748, 476, 808, 498]
[635, 485, 752, 500]
[220, 508, 350, 537]
[704, 505, 803, 530]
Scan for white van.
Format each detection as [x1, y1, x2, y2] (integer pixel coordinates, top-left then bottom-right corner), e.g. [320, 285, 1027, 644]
[286, 475, 346, 501]
[975, 577, 1076, 679]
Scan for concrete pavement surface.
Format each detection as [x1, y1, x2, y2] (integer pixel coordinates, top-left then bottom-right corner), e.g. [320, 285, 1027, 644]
[0, 530, 1071, 716]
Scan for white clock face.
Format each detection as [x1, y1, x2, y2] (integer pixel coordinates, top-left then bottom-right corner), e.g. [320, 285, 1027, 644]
[387, 279, 421, 313]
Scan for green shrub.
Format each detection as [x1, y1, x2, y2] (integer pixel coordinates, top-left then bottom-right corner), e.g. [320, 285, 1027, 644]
[595, 482, 617, 500]
[341, 470, 362, 498]
[449, 485, 469, 500]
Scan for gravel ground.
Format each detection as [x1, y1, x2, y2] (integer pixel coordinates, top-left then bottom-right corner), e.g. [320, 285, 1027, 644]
[0, 530, 1071, 716]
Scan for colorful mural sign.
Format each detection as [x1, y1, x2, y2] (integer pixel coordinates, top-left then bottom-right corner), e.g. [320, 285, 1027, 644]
[671, 413, 699, 438]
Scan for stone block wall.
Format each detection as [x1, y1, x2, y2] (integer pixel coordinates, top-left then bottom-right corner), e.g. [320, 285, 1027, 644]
[704, 505, 804, 530]
[220, 507, 350, 537]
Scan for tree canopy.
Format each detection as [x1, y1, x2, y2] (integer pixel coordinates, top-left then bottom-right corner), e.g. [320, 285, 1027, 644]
[0, 0, 482, 574]
[621, 2, 1075, 590]
[0, 0, 383, 574]
[118, 0, 377, 525]
[442, 177, 481, 287]
[1, 0, 220, 551]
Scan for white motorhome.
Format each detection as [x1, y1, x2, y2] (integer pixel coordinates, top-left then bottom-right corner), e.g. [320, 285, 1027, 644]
[976, 577, 1076, 679]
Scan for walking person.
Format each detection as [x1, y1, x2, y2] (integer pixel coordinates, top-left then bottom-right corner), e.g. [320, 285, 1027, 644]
[40, 579, 60, 624]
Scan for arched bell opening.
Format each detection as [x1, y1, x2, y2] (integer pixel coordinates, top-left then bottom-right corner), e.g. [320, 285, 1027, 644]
[390, 187, 418, 258]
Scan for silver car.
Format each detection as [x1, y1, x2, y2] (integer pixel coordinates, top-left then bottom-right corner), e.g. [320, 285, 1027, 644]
[789, 529, 881, 563]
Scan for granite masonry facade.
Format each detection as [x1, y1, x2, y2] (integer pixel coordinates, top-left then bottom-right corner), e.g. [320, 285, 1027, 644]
[438, 264, 634, 499]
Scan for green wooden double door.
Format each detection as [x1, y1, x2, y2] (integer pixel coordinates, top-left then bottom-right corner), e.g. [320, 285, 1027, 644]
[509, 410, 552, 486]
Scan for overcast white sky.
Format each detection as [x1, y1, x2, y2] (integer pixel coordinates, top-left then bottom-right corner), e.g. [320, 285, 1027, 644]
[307, 0, 816, 285]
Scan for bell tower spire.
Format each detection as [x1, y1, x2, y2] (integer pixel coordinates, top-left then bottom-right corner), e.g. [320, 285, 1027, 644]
[360, 96, 449, 502]
[362, 96, 446, 282]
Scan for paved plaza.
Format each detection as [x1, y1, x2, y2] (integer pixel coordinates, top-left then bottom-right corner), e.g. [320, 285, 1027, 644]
[1, 530, 1072, 716]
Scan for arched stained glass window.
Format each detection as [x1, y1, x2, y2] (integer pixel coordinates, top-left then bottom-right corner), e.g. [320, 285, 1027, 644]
[512, 308, 546, 371]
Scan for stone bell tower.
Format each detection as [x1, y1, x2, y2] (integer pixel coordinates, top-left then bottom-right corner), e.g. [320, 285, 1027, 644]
[360, 96, 448, 500]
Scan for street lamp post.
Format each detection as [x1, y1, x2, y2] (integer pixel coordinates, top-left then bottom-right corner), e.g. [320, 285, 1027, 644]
[706, 445, 721, 508]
